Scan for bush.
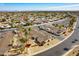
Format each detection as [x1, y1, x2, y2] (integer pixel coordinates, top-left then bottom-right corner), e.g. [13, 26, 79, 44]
[19, 38, 26, 43]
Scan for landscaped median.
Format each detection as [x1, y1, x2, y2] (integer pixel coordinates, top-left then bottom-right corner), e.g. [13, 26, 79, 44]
[63, 45, 79, 56]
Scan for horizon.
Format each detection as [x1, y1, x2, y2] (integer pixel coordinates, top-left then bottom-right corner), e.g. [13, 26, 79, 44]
[0, 3, 79, 11]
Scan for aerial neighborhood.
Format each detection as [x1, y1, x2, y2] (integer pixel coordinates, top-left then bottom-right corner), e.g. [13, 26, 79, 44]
[0, 12, 77, 56]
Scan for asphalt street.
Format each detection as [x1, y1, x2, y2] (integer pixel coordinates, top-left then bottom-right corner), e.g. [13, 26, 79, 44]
[0, 12, 78, 56]
[35, 13, 79, 56]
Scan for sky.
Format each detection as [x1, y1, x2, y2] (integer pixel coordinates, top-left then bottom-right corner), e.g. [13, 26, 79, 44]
[0, 3, 79, 11]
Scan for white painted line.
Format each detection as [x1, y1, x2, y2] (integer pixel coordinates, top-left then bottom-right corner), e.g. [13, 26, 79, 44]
[20, 19, 77, 56]
[27, 15, 77, 56]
